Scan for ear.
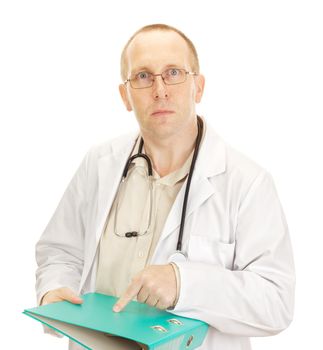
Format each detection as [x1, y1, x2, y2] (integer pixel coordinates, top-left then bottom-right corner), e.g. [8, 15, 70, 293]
[119, 84, 133, 111]
[194, 74, 205, 103]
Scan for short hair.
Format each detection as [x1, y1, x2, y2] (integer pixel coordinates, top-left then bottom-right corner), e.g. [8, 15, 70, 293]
[120, 24, 200, 81]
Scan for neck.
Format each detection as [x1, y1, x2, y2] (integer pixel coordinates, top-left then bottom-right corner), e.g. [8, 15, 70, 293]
[141, 118, 199, 177]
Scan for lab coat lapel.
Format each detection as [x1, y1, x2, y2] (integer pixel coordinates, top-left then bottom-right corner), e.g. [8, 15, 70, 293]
[95, 134, 138, 243]
[95, 157, 124, 240]
[159, 175, 215, 242]
[80, 133, 138, 290]
[154, 124, 227, 249]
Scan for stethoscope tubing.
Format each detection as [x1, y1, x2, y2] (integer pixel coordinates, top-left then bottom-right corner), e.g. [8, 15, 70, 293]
[119, 116, 203, 252]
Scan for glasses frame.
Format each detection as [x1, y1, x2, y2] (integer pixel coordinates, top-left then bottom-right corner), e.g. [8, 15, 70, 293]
[124, 68, 197, 89]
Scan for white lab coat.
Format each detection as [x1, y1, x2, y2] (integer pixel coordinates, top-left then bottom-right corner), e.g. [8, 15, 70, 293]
[36, 121, 295, 350]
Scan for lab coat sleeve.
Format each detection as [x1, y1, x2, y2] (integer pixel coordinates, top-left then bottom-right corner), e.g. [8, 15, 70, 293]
[35, 150, 91, 305]
[170, 171, 295, 337]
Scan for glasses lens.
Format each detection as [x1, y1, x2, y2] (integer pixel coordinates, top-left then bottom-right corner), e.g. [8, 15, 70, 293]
[163, 68, 186, 85]
[131, 71, 153, 89]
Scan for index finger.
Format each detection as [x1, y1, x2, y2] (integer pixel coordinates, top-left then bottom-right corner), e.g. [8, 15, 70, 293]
[113, 279, 142, 312]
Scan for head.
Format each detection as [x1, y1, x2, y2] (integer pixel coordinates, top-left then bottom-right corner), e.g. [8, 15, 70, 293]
[119, 24, 205, 140]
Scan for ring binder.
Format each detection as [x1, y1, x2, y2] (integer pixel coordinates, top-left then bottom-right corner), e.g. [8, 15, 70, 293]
[23, 293, 208, 350]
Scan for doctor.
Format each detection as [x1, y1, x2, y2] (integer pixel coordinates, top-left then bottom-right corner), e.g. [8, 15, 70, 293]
[36, 24, 295, 349]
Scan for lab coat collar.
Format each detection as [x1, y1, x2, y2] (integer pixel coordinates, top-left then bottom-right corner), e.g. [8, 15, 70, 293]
[151, 120, 228, 257]
[81, 120, 227, 289]
[194, 118, 227, 178]
[95, 119, 227, 243]
[109, 118, 227, 179]
[97, 119, 226, 238]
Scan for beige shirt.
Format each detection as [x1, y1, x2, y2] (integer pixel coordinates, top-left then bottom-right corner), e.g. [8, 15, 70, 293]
[95, 136, 194, 297]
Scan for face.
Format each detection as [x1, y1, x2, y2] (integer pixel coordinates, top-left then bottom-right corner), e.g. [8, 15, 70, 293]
[119, 30, 205, 140]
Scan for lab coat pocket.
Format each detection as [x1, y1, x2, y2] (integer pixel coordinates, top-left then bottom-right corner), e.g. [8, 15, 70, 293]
[188, 235, 235, 269]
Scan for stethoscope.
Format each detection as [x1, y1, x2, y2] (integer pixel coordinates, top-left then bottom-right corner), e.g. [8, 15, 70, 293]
[114, 116, 203, 262]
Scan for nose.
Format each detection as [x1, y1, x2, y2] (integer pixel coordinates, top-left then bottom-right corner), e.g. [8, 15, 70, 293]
[152, 75, 168, 100]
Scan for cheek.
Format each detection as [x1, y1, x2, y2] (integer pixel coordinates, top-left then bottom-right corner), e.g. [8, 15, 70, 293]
[178, 84, 195, 101]
[191, 86, 196, 100]
[128, 92, 150, 114]
[127, 92, 139, 109]
[187, 85, 197, 108]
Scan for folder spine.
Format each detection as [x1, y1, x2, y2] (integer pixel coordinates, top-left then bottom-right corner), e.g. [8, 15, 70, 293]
[151, 323, 208, 350]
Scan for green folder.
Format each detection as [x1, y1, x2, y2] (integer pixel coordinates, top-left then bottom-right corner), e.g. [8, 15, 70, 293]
[23, 293, 208, 349]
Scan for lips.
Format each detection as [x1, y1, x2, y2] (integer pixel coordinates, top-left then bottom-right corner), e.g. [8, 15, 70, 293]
[151, 110, 175, 116]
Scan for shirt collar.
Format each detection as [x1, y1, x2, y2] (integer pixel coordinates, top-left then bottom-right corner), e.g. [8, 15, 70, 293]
[129, 120, 207, 187]
[110, 116, 227, 180]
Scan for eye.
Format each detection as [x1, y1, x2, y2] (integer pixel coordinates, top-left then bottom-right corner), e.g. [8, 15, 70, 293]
[136, 71, 151, 80]
[168, 68, 180, 76]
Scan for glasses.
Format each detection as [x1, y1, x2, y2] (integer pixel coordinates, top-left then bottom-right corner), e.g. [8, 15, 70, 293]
[124, 68, 197, 89]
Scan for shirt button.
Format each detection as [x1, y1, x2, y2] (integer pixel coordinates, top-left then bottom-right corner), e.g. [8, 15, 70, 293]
[138, 251, 144, 258]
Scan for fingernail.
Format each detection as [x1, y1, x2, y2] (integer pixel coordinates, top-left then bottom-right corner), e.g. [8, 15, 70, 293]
[113, 305, 120, 312]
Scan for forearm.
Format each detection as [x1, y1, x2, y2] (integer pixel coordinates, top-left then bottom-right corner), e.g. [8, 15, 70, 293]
[35, 152, 90, 304]
[169, 261, 295, 337]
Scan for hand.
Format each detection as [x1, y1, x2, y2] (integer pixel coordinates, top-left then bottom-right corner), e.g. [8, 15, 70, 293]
[41, 287, 83, 306]
[113, 264, 177, 312]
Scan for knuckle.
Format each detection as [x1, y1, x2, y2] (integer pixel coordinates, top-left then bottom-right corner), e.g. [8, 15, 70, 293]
[147, 281, 156, 291]
[133, 274, 143, 284]
[160, 294, 172, 306]
[123, 292, 132, 301]
[137, 292, 145, 302]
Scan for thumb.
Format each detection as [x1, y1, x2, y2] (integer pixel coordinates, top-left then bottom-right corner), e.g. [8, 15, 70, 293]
[59, 288, 83, 304]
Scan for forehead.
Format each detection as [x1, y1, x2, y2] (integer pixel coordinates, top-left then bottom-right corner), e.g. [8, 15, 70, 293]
[126, 30, 191, 74]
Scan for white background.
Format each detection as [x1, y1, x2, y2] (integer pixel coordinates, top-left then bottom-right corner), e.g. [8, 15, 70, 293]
[0, 0, 322, 348]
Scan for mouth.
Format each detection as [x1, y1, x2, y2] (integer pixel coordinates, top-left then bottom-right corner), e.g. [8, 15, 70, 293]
[150, 110, 175, 117]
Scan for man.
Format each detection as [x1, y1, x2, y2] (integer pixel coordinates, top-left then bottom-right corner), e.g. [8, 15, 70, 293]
[36, 24, 295, 349]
